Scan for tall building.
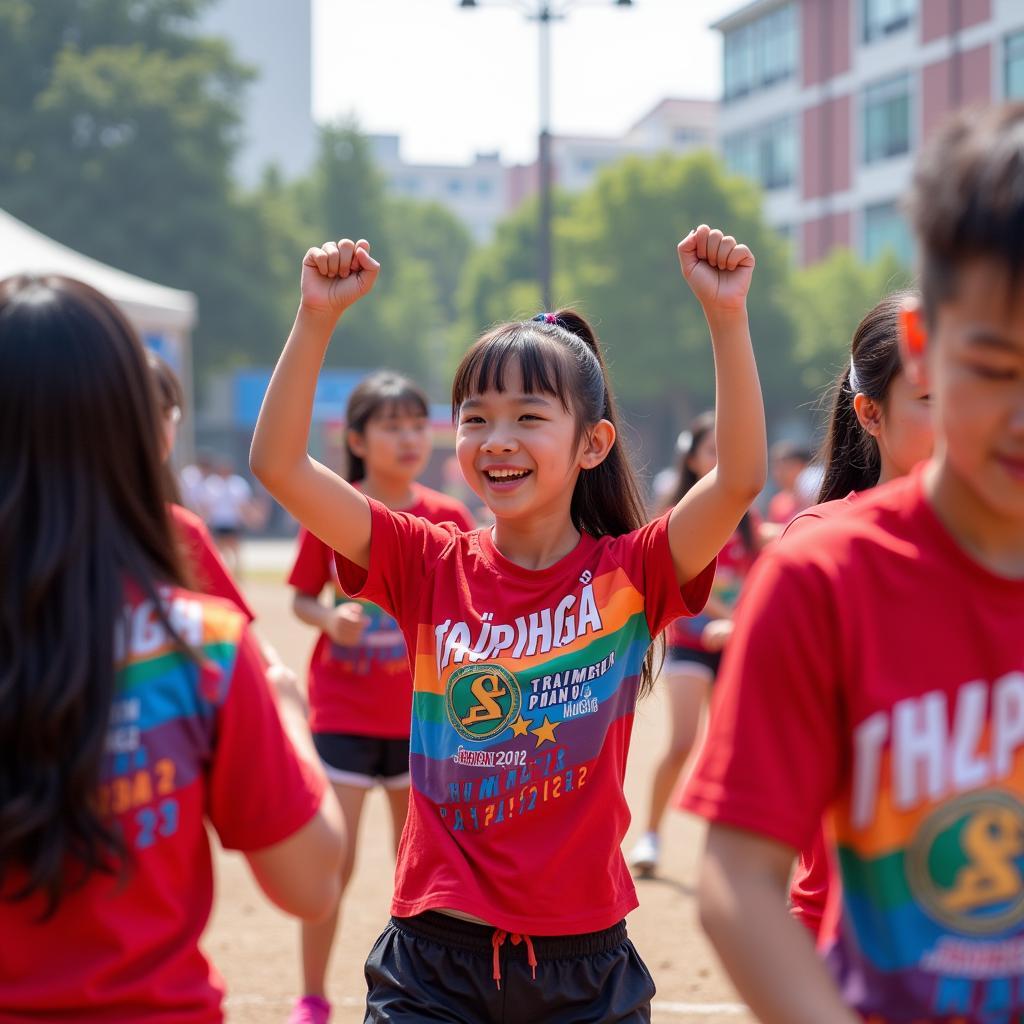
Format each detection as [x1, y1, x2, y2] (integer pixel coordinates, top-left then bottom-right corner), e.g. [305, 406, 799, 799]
[200, 0, 316, 186]
[713, 0, 1024, 265]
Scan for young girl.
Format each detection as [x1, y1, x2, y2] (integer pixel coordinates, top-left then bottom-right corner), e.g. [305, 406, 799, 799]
[784, 291, 934, 939]
[630, 411, 762, 877]
[0, 275, 343, 1022]
[251, 225, 766, 1022]
[287, 371, 474, 1024]
[682, 103, 1024, 1023]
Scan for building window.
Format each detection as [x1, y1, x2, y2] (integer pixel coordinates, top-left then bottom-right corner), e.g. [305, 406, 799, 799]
[476, 178, 493, 197]
[673, 128, 705, 146]
[1007, 31, 1024, 99]
[862, 0, 914, 43]
[863, 74, 911, 163]
[724, 117, 797, 191]
[863, 201, 913, 265]
[723, 3, 797, 101]
[447, 178, 464, 195]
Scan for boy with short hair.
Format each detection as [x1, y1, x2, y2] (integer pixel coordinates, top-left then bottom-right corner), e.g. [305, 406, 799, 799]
[682, 103, 1024, 1023]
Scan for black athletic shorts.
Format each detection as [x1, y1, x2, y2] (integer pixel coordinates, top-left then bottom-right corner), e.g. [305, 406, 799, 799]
[312, 732, 410, 790]
[665, 644, 721, 679]
[364, 910, 655, 1023]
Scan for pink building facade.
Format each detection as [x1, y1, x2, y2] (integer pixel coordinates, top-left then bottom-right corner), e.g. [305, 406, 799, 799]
[714, 0, 1024, 266]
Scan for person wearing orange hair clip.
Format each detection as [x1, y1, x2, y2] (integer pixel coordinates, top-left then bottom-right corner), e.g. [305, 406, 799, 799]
[681, 103, 1024, 1024]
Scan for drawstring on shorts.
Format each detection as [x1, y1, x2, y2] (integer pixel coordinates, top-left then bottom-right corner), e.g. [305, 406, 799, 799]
[490, 928, 538, 989]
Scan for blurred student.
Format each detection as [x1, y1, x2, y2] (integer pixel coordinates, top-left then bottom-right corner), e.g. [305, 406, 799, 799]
[630, 412, 762, 877]
[287, 372, 473, 1024]
[683, 104, 1024, 1024]
[200, 457, 258, 574]
[783, 291, 933, 939]
[766, 440, 812, 527]
[0, 275, 343, 1022]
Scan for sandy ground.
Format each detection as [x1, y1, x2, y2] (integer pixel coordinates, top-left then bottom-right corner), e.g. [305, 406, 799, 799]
[205, 574, 756, 1024]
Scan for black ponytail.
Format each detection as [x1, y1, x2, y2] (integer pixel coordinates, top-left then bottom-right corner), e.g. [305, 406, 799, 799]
[453, 309, 660, 695]
[816, 291, 913, 504]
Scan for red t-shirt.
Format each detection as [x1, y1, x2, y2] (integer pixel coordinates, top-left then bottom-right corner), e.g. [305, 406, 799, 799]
[0, 588, 325, 1022]
[288, 486, 474, 737]
[781, 491, 859, 939]
[682, 469, 1024, 1022]
[768, 489, 801, 525]
[669, 513, 759, 651]
[171, 503, 256, 622]
[335, 502, 714, 934]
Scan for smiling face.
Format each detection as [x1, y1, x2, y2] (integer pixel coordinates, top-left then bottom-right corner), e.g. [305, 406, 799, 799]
[455, 359, 613, 524]
[906, 261, 1024, 523]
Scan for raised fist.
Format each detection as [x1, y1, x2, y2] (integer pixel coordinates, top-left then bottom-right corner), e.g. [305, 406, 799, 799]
[300, 238, 380, 316]
[678, 226, 755, 312]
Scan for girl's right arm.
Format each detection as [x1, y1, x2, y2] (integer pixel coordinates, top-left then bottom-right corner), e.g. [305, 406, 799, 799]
[250, 238, 380, 569]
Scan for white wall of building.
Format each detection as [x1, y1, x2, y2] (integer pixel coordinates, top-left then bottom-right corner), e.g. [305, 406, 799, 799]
[200, 0, 316, 186]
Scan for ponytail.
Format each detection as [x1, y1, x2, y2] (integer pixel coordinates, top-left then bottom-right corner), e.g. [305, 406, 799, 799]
[816, 292, 913, 504]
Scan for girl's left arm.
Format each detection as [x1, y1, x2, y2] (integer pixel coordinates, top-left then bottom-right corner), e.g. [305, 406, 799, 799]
[668, 226, 767, 585]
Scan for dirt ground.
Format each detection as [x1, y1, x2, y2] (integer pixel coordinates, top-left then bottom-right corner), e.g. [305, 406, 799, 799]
[206, 577, 755, 1024]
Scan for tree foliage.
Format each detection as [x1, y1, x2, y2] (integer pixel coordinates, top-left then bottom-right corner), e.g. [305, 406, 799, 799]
[0, 3, 476, 393]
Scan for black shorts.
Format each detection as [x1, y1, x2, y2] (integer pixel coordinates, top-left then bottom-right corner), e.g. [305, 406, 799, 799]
[210, 524, 241, 540]
[312, 732, 410, 790]
[364, 911, 655, 1023]
[665, 645, 721, 680]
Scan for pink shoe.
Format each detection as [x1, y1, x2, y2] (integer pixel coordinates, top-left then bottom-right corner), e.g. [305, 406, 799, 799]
[287, 995, 331, 1024]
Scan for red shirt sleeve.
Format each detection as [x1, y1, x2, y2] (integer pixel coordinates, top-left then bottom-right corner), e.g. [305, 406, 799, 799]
[681, 547, 845, 851]
[287, 528, 332, 597]
[208, 627, 326, 850]
[447, 503, 477, 533]
[334, 498, 459, 622]
[172, 504, 256, 622]
[609, 513, 716, 637]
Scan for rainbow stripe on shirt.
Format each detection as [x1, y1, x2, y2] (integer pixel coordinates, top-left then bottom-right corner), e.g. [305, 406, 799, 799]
[408, 567, 648, 828]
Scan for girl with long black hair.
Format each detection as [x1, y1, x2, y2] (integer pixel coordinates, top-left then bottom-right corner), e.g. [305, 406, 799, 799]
[0, 275, 343, 1022]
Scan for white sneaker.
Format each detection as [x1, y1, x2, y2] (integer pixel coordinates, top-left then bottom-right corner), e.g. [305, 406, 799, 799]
[630, 832, 660, 876]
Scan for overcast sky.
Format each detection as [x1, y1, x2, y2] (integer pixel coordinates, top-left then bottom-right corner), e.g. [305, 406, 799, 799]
[312, 0, 739, 165]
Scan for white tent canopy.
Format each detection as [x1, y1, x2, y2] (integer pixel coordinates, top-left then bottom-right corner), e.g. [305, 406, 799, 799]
[0, 207, 196, 333]
[0, 207, 198, 458]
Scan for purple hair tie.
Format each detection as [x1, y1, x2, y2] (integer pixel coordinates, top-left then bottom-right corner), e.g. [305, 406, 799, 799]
[544, 312, 557, 324]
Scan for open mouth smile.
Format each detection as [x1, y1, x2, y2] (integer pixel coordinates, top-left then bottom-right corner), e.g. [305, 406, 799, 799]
[482, 467, 533, 489]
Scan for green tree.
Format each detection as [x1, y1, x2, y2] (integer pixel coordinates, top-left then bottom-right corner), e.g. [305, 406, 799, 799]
[293, 122, 474, 391]
[789, 247, 913, 396]
[385, 197, 473, 324]
[0, 0, 296, 376]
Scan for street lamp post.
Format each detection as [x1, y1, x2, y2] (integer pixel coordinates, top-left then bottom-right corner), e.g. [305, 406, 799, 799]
[460, 0, 633, 311]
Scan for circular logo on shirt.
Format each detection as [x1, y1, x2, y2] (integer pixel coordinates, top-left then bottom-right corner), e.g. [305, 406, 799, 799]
[905, 790, 1024, 935]
[445, 663, 521, 743]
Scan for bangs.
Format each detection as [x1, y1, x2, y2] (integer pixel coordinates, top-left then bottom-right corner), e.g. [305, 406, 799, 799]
[367, 392, 429, 423]
[451, 325, 571, 418]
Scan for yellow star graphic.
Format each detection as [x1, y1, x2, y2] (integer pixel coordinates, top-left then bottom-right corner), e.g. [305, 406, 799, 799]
[510, 715, 533, 738]
[530, 715, 560, 748]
